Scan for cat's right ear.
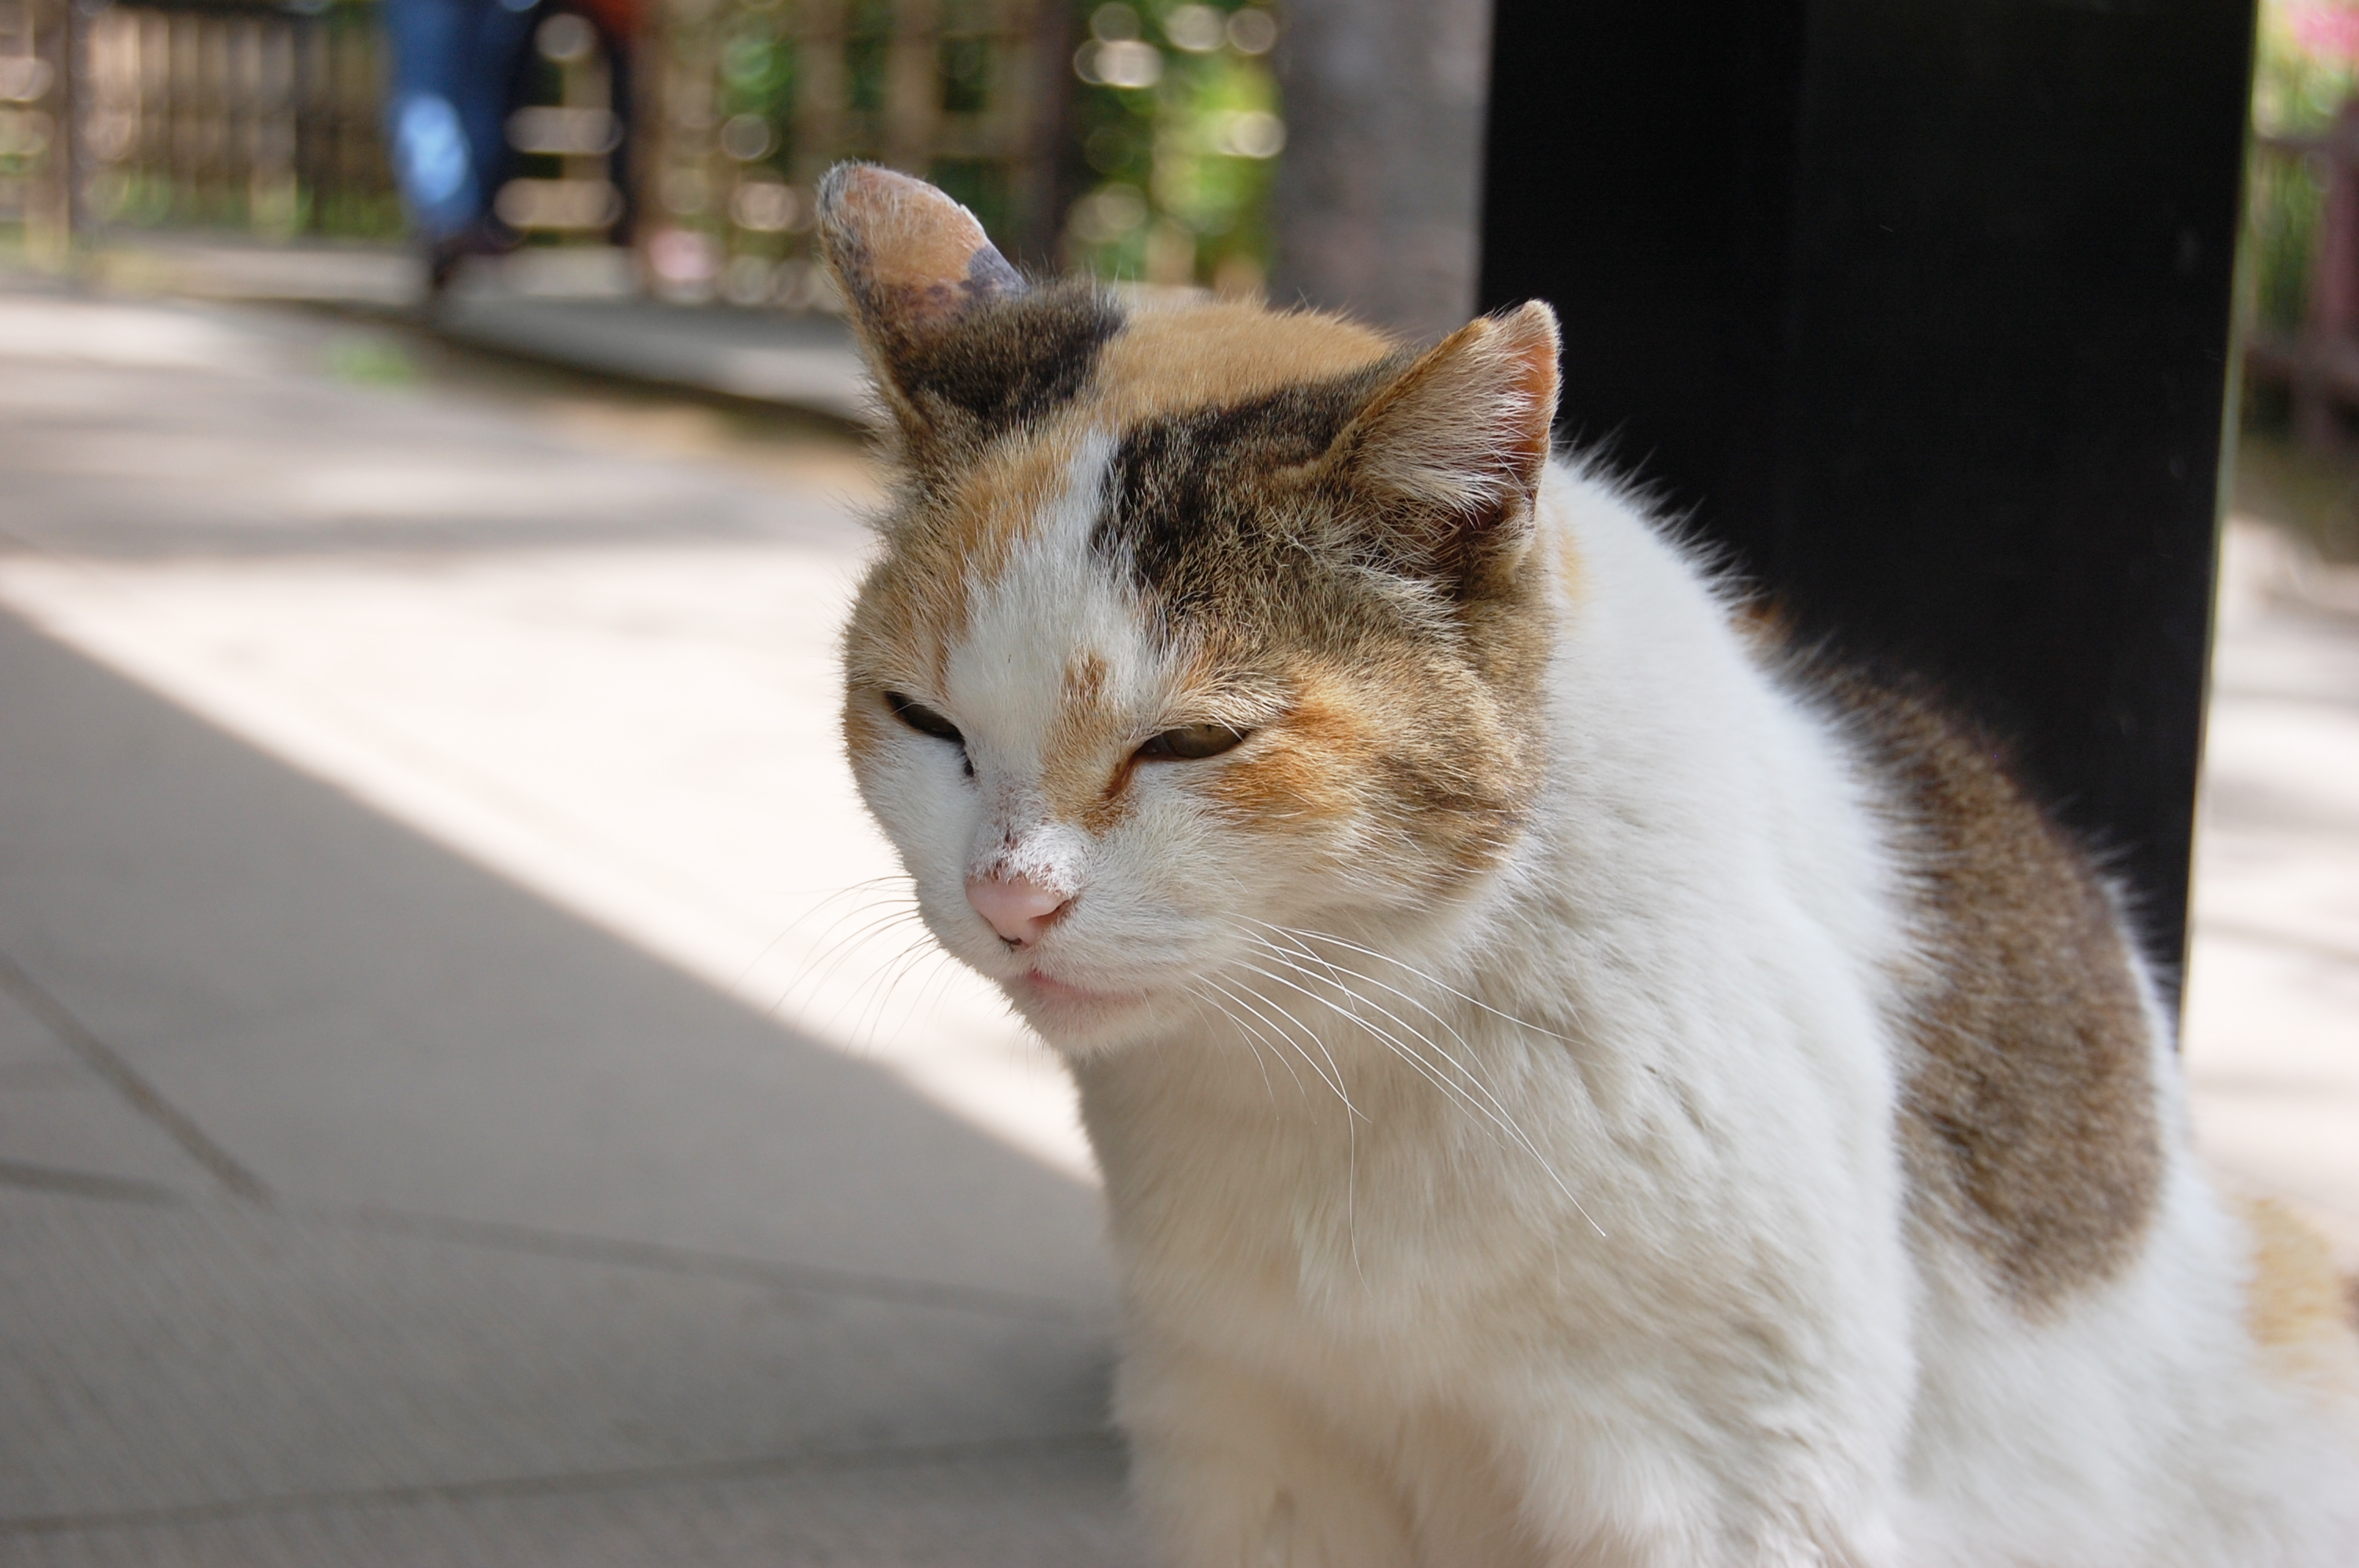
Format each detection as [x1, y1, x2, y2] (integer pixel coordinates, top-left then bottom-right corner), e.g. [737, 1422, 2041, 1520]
[816, 164, 1118, 466]
[1318, 301, 1561, 599]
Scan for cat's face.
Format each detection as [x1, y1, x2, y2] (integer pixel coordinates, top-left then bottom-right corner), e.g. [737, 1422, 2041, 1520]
[822, 166, 1561, 1054]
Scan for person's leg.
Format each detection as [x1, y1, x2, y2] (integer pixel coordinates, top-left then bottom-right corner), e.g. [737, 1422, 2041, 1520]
[456, 0, 540, 225]
[379, 0, 481, 242]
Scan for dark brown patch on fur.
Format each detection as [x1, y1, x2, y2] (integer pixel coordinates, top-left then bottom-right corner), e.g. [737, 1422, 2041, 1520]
[885, 283, 1123, 452]
[1096, 307, 1558, 620]
[1096, 358, 1411, 607]
[1837, 674, 2165, 1312]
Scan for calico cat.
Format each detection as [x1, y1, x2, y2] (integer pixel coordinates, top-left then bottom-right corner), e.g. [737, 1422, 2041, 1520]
[817, 164, 2359, 1566]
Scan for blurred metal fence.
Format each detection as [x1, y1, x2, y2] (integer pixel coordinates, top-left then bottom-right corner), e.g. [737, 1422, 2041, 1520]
[80, 0, 400, 238]
[0, 0, 75, 255]
[2, 0, 1069, 303]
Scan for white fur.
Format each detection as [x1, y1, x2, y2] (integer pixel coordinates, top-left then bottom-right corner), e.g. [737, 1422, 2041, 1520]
[851, 455, 2359, 1566]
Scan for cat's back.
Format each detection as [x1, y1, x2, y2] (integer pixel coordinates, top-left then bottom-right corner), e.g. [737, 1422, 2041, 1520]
[1770, 624, 2359, 1562]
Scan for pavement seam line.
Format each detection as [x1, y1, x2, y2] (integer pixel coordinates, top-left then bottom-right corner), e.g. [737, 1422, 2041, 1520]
[0, 1430, 1128, 1536]
[0, 1176, 1100, 1321]
[331, 1203, 1094, 1323]
[0, 1156, 180, 1206]
[0, 947, 273, 1205]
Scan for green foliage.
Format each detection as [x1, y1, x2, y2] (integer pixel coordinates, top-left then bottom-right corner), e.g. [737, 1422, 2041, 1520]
[1064, 0, 1281, 292]
[2255, 2, 2359, 136]
[2249, 153, 2325, 336]
[940, 35, 991, 114]
[846, 0, 893, 118]
[2246, 3, 2359, 346]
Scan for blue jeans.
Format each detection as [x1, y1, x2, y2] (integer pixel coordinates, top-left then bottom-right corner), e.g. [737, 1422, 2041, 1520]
[380, 0, 539, 241]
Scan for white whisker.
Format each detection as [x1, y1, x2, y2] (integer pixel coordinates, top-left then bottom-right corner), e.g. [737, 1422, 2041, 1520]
[1202, 971, 1359, 1120]
[735, 874, 919, 989]
[1227, 949, 1605, 1239]
[772, 902, 931, 1027]
[777, 898, 925, 993]
[1244, 916, 1572, 1042]
[850, 932, 951, 1049]
[1194, 973, 1363, 1275]
[1182, 983, 1281, 1106]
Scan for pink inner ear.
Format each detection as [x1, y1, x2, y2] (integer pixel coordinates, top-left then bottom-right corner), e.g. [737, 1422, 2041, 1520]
[820, 165, 1025, 332]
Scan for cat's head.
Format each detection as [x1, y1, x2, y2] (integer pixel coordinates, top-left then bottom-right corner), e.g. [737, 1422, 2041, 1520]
[822, 165, 1561, 1054]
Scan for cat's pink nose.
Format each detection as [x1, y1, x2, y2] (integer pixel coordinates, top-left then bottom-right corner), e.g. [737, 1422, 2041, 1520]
[965, 873, 1070, 946]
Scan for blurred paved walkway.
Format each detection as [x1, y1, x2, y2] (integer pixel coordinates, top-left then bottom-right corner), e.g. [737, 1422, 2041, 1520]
[0, 274, 2353, 1564]
[2185, 523, 2359, 1265]
[83, 235, 871, 424]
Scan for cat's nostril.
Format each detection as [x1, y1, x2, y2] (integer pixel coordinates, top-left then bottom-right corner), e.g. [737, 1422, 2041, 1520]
[965, 873, 1070, 946]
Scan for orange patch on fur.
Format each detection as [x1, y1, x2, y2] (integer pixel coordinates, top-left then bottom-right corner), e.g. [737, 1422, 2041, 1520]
[1041, 652, 1137, 833]
[1201, 672, 1378, 829]
[844, 423, 1096, 703]
[940, 426, 1097, 592]
[1085, 303, 1398, 429]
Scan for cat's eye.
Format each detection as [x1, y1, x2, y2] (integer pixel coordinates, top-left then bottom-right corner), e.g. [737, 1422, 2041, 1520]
[1136, 723, 1250, 762]
[885, 692, 964, 745]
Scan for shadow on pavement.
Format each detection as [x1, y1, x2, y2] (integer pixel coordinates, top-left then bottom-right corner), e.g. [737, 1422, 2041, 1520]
[0, 603, 1144, 1565]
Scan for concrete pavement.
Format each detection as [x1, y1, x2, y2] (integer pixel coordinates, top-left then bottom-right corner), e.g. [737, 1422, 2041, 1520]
[2184, 521, 2359, 1265]
[0, 273, 2353, 1563]
[0, 277, 1141, 1563]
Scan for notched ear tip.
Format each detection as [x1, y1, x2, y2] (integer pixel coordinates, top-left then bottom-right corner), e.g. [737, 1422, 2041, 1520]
[816, 162, 1027, 339]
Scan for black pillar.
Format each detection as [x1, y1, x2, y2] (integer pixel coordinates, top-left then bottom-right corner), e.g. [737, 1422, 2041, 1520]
[1480, 0, 2256, 1002]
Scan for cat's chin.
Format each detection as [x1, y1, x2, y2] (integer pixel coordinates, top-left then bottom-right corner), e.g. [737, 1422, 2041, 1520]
[1001, 969, 1163, 1054]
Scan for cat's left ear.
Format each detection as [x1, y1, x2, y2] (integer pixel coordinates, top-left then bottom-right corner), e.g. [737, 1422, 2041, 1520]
[1320, 301, 1560, 598]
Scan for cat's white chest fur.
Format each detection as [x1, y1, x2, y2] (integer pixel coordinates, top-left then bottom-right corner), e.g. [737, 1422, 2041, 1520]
[1070, 481, 1934, 1566]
